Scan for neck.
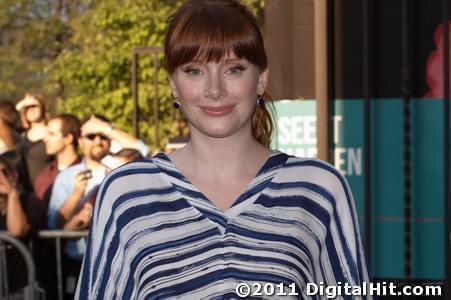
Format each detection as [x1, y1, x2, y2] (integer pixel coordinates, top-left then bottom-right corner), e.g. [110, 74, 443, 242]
[178, 125, 270, 175]
[30, 121, 45, 128]
[85, 158, 106, 170]
[56, 146, 79, 168]
[27, 122, 47, 141]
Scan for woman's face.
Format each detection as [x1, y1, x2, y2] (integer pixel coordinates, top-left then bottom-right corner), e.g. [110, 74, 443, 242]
[24, 104, 43, 123]
[169, 52, 268, 140]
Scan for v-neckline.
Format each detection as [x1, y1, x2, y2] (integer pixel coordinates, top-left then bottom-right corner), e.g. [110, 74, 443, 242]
[153, 151, 288, 216]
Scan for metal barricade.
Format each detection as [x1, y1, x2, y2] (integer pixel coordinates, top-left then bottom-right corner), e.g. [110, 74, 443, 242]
[37, 230, 88, 300]
[0, 232, 42, 300]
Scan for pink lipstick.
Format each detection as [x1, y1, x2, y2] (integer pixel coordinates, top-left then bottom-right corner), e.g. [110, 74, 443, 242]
[200, 105, 234, 117]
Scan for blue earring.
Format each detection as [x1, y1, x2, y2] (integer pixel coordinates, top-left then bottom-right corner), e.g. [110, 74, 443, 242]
[257, 96, 265, 107]
[173, 100, 181, 109]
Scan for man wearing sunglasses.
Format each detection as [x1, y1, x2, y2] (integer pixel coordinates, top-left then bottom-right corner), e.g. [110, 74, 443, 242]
[46, 115, 112, 298]
[46, 114, 148, 298]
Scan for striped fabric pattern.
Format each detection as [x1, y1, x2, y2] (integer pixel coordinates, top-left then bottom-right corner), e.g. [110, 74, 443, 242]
[75, 151, 370, 299]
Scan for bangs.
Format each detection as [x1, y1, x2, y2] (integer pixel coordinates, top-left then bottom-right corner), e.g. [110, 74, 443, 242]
[165, 1, 267, 73]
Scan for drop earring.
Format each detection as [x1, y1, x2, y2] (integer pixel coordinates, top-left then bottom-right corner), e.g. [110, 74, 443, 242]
[173, 100, 181, 109]
[256, 96, 265, 107]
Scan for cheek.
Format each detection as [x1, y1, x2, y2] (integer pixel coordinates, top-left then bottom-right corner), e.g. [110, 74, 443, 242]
[177, 82, 202, 103]
[228, 80, 258, 101]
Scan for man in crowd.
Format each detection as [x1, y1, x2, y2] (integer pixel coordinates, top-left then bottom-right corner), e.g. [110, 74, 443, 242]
[34, 114, 81, 209]
[47, 114, 148, 297]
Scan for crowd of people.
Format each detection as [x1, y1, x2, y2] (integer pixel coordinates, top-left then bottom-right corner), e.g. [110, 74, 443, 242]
[0, 93, 149, 298]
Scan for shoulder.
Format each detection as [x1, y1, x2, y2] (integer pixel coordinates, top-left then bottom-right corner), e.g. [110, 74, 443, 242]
[102, 159, 168, 198]
[58, 162, 84, 178]
[95, 158, 168, 206]
[281, 154, 344, 179]
[276, 154, 350, 198]
[52, 163, 81, 186]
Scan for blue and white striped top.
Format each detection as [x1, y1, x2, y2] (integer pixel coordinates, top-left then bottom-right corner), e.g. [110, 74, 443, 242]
[75, 151, 370, 299]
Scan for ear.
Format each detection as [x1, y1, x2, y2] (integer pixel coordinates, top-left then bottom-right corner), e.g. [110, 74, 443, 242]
[168, 76, 179, 98]
[78, 137, 85, 151]
[257, 68, 269, 96]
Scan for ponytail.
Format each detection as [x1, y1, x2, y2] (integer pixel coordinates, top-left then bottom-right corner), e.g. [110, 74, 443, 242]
[251, 92, 275, 148]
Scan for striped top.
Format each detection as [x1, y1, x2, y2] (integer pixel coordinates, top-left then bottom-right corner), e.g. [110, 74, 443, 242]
[75, 151, 370, 299]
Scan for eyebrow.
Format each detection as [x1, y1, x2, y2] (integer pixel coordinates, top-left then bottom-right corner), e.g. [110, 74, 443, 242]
[186, 57, 246, 65]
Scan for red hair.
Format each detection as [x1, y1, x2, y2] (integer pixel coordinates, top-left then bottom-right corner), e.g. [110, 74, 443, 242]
[165, 0, 274, 147]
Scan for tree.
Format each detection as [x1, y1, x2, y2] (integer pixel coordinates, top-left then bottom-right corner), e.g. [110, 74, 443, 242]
[0, 0, 91, 106]
[52, 0, 184, 149]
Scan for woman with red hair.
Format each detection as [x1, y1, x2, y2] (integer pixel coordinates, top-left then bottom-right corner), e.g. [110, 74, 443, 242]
[76, 1, 370, 299]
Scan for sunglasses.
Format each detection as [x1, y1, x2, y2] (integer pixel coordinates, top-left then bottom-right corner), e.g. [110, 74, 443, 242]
[25, 105, 40, 109]
[83, 133, 110, 141]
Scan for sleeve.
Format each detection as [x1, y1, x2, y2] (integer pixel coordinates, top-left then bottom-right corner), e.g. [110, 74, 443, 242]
[47, 172, 71, 229]
[322, 168, 371, 298]
[75, 161, 159, 299]
[74, 170, 118, 299]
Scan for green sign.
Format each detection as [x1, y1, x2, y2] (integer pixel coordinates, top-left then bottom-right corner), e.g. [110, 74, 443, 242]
[271, 98, 445, 280]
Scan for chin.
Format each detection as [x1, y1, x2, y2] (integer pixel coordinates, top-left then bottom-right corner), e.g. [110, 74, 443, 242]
[91, 152, 108, 161]
[199, 126, 243, 139]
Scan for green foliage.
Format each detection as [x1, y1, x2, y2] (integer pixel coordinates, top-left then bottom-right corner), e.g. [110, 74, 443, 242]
[53, 0, 184, 149]
[0, 0, 90, 103]
[0, 0, 265, 150]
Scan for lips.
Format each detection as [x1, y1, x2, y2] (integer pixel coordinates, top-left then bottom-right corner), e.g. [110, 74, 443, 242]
[200, 105, 234, 117]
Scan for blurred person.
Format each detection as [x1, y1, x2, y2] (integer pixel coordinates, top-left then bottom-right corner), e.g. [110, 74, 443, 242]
[424, 20, 451, 98]
[77, 1, 370, 299]
[58, 148, 145, 233]
[0, 101, 32, 192]
[15, 93, 52, 182]
[0, 155, 43, 294]
[82, 115, 149, 157]
[47, 114, 146, 297]
[15, 93, 47, 142]
[101, 147, 145, 170]
[48, 115, 149, 234]
[34, 114, 81, 209]
[64, 148, 144, 232]
[0, 101, 21, 153]
[46, 116, 111, 298]
[29, 115, 81, 299]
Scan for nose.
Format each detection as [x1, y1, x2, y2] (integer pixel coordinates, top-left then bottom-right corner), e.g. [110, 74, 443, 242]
[204, 70, 226, 99]
[93, 135, 105, 144]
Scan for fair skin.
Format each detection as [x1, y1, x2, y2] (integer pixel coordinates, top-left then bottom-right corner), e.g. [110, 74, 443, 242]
[168, 53, 270, 212]
[82, 116, 143, 149]
[0, 118, 16, 151]
[0, 163, 30, 237]
[63, 202, 92, 231]
[56, 127, 109, 228]
[21, 104, 47, 142]
[44, 118, 79, 169]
